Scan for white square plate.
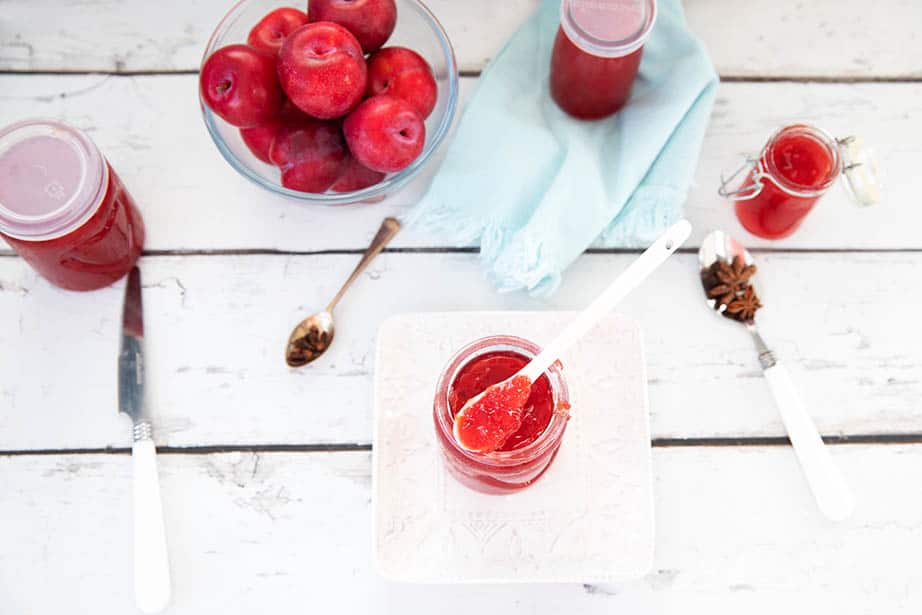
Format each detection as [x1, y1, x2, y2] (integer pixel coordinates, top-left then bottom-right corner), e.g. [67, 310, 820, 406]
[373, 312, 654, 583]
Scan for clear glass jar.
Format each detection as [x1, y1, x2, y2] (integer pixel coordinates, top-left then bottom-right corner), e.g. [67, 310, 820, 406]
[719, 123, 880, 239]
[432, 335, 570, 495]
[0, 119, 145, 290]
[550, 0, 656, 120]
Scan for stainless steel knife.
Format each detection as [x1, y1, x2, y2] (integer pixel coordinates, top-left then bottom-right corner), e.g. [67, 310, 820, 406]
[119, 266, 171, 614]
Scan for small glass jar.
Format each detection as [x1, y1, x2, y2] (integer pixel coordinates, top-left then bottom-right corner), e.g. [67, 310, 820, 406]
[550, 0, 657, 120]
[433, 335, 570, 495]
[719, 123, 880, 240]
[0, 119, 145, 291]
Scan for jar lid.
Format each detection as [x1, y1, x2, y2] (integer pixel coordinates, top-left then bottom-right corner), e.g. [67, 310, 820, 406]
[838, 136, 881, 207]
[561, 0, 657, 58]
[0, 119, 106, 241]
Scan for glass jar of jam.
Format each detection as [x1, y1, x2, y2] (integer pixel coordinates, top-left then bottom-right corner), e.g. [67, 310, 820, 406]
[550, 0, 656, 120]
[433, 335, 570, 495]
[0, 119, 145, 291]
[719, 124, 880, 240]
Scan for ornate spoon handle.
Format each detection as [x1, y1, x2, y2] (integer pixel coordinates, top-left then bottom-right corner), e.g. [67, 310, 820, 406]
[326, 217, 401, 312]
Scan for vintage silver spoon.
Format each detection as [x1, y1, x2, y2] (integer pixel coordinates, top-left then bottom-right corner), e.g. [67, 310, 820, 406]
[698, 230, 854, 521]
[285, 217, 401, 368]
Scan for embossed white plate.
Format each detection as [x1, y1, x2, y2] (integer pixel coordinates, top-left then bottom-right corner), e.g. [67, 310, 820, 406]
[372, 312, 654, 583]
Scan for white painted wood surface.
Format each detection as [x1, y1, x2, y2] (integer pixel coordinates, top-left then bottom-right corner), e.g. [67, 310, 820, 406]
[1, 251, 919, 449]
[3, 0, 921, 77]
[2, 75, 920, 252]
[3, 446, 921, 613]
[2, 0, 921, 611]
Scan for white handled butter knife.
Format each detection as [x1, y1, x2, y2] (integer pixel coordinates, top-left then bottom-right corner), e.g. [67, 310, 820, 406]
[119, 266, 172, 613]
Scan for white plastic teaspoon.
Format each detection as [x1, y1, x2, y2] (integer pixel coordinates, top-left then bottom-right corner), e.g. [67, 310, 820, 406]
[453, 220, 692, 451]
[520, 219, 691, 384]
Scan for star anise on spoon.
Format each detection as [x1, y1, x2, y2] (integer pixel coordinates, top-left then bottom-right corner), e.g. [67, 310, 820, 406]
[704, 255, 757, 308]
[724, 285, 763, 322]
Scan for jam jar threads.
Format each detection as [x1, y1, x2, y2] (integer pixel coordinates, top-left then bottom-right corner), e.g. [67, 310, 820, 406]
[0, 120, 145, 291]
[719, 124, 880, 240]
[550, 0, 657, 120]
[433, 335, 570, 495]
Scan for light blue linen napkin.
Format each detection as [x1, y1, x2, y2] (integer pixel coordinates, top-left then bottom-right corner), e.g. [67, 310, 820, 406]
[411, 0, 718, 295]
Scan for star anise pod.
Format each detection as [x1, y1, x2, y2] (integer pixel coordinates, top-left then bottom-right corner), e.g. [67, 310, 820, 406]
[724, 285, 762, 322]
[720, 255, 755, 285]
[704, 256, 757, 308]
[706, 281, 739, 308]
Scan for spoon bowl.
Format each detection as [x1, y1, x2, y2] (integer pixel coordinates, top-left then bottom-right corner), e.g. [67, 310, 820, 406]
[698, 230, 754, 277]
[285, 311, 335, 368]
[698, 229, 760, 318]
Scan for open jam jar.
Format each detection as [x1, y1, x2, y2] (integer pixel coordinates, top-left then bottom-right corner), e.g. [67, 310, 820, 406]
[433, 335, 570, 495]
[550, 0, 656, 120]
[0, 119, 145, 291]
[719, 124, 880, 239]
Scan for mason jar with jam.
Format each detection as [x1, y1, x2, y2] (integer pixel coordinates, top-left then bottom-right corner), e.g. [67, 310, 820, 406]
[433, 335, 571, 495]
[719, 123, 880, 239]
[550, 0, 657, 120]
[0, 119, 145, 291]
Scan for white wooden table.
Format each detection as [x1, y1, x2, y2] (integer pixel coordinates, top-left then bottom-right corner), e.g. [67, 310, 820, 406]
[2, 1, 922, 612]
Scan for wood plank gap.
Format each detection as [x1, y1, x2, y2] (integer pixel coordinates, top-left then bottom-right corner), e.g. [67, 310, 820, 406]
[653, 434, 922, 447]
[141, 247, 482, 256]
[6, 434, 922, 457]
[0, 69, 200, 77]
[0, 443, 372, 457]
[4, 69, 922, 84]
[144, 247, 922, 256]
[4, 247, 920, 259]
[720, 75, 922, 84]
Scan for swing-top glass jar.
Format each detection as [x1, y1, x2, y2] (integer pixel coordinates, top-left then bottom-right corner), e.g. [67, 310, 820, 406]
[719, 123, 880, 240]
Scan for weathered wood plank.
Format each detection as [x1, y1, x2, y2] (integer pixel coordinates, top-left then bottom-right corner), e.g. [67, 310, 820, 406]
[686, 0, 922, 79]
[2, 0, 921, 77]
[2, 75, 920, 253]
[2, 446, 920, 612]
[1, 251, 919, 450]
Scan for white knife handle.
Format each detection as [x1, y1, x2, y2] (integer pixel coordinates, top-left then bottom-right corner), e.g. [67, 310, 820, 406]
[763, 361, 855, 521]
[132, 438, 171, 613]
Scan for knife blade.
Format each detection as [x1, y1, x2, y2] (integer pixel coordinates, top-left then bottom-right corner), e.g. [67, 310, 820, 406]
[118, 266, 172, 614]
[119, 266, 146, 425]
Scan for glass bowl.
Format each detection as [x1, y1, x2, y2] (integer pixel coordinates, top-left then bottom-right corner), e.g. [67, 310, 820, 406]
[200, 0, 459, 205]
